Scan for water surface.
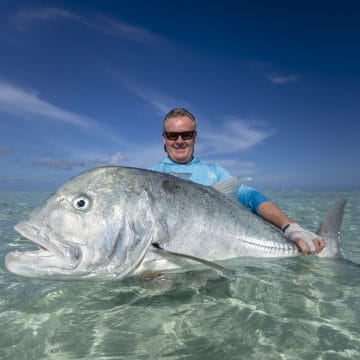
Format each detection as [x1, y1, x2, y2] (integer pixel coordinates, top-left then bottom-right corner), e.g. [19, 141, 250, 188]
[1, 190, 359, 359]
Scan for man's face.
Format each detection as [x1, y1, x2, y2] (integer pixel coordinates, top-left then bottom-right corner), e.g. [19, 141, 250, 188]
[163, 115, 196, 163]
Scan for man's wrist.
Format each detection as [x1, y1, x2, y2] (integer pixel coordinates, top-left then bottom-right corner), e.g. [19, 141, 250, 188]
[281, 222, 296, 233]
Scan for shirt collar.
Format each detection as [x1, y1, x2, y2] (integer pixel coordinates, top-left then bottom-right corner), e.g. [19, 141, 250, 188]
[160, 156, 200, 165]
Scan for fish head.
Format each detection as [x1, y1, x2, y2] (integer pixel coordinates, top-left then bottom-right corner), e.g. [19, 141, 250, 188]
[5, 167, 158, 280]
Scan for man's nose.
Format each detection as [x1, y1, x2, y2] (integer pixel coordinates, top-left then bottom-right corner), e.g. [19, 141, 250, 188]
[175, 134, 186, 143]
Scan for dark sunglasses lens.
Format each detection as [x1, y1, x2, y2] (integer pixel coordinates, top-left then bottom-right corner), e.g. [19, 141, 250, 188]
[165, 132, 178, 140]
[165, 131, 195, 140]
[181, 131, 195, 140]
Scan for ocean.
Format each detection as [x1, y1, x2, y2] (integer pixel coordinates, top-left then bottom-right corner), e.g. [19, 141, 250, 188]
[0, 190, 359, 359]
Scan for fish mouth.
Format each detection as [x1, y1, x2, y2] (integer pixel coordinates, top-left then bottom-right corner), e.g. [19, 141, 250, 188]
[14, 221, 59, 255]
[5, 221, 82, 278]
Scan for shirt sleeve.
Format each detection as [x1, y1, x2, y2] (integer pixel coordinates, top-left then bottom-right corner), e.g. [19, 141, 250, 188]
[237, 185, 269, 215]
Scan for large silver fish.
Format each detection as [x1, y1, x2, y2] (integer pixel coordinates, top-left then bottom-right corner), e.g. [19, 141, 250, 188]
[5, 166, 346, 280]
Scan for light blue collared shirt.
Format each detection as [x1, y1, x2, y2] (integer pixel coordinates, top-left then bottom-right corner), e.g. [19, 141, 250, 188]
[149, 156, 269, 214]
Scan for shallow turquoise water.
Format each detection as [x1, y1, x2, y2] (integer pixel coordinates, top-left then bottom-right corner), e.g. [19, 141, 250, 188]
[1, 190, 359, 359]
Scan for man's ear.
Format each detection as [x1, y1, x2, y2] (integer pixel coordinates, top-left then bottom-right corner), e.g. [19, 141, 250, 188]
[162, 135, 167, 153]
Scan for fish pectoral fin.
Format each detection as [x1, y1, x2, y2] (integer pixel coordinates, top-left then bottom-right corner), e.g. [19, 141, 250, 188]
[151, 242, 235, 278]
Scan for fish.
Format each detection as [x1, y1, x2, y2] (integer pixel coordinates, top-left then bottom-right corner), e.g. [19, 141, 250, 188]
[5, 166, 347, 280]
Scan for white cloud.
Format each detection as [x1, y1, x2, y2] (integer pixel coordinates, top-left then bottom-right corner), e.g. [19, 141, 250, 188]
[109, 152, 126, 164]
[87, 152, 128, 167]
[198, 120, 276, 156]
[0, 81, 93, 127]
[12, 7, 168, 48]
[112, 73, 186, 115]
[15, 7, 75, 21]
[246, 60, 300, 85]
[266, 72, 300, 85]
[0, 80, 127, 147]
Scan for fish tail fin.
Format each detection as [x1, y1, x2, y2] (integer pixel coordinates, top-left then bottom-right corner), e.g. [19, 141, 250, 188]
[317, 199, 347, 259]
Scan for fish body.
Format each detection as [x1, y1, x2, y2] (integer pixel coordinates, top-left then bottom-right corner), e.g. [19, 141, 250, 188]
[5, 166, 345, 280]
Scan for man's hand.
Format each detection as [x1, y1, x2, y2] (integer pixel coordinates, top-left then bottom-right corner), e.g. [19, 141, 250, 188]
[283, 223, 325, 254]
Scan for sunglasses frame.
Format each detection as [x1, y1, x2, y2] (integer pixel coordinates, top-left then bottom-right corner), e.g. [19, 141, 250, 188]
[163, 130, 196, 141]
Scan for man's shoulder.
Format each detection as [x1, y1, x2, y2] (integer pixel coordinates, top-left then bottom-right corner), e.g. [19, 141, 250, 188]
[195, 159, 227, 172]
[148, 157, 169, 170]
[189, 158, 231, 182]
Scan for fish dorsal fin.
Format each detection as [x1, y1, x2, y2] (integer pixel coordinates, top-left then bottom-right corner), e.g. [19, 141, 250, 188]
[211, 176, 251, 201]
[151, 243, 235, 278]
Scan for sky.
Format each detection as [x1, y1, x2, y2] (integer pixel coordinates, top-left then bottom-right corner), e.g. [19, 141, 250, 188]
[0, 0, 359, 191]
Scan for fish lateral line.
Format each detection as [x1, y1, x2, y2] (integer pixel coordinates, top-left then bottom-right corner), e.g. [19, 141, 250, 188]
[151, 242, 236, 278]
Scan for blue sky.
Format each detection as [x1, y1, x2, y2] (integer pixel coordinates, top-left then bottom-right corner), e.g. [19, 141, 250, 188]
[0, 0, 359, 191]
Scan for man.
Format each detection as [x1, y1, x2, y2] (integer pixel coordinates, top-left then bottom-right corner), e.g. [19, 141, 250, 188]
[149, 108, 325, 254]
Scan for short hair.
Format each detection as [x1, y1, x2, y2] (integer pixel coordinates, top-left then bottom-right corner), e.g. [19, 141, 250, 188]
[162, 108, 197, 130]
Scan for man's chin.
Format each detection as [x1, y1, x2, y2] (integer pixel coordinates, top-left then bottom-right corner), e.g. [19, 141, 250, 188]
[168, 151, 193, 163]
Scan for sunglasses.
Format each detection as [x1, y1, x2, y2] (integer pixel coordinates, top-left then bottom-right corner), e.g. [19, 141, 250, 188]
[163, 131, 196, 141]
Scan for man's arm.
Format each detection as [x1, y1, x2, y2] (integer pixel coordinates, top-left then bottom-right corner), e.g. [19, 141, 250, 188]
[257, 201, 325, 254]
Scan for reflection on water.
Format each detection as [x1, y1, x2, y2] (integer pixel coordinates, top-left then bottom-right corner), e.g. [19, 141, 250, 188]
[1, 191, 360, 359]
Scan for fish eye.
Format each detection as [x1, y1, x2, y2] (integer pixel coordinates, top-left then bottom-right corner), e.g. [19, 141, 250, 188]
[72, 195, 91, 211]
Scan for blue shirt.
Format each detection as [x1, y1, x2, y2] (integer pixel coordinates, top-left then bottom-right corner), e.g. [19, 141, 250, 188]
[149, 156, 269, 214]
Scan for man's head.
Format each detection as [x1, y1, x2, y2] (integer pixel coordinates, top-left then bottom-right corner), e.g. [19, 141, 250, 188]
[162, 108, 197, 164]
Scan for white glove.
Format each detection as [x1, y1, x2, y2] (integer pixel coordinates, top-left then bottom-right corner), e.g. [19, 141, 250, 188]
[283, 223, 321, 253]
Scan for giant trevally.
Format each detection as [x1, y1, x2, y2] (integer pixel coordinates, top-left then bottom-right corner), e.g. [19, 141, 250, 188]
[5, 166, 347, 280]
